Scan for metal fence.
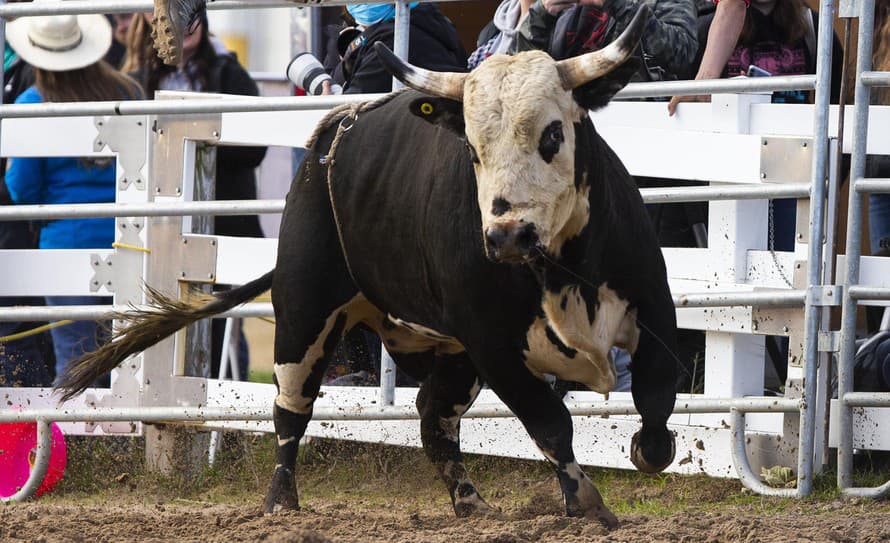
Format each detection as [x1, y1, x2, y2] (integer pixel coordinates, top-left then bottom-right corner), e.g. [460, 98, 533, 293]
[0, 0, 888, 504]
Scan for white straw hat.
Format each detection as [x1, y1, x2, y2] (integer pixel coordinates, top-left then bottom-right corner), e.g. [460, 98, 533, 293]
[7, 10, 112, 72]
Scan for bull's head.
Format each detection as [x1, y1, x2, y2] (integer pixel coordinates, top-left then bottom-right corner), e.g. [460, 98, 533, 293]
[376, 5, 648, 263]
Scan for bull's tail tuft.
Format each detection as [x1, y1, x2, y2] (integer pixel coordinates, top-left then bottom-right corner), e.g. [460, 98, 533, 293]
[55, 270, 275, 402]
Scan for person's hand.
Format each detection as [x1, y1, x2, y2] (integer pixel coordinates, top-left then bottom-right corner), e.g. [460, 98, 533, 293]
[541, 0, 604, 16]
[667, 93, 710, 116]
[321, 80, 333, 96]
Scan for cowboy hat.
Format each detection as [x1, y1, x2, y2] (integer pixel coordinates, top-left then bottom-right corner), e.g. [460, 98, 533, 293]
[7, 10, 112, 72]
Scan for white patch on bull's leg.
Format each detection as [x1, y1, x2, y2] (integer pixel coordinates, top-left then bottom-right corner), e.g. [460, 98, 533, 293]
[561, 461, 617, 526]
[274, 295, 363, 414]
[443, 459, 496, 517]
[523, 283, 639, 393]
[277, 436, 296, 446]
[534, 439, 618, 527]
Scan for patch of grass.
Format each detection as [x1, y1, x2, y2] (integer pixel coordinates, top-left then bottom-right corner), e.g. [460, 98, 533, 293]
[248, 369, 274, 384]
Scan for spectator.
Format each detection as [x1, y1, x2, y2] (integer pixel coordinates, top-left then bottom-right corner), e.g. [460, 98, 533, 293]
[668, 0, 843, 114]
[124, 11, 267, 381]
[4, 12, 143, 382]
[104, 13, 135, 68]
[469, 0, 697, 90]
[0, 12, 54, 387]
[327, 2, 467, 95]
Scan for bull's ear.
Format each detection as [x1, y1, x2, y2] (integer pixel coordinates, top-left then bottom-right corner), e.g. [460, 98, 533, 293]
[573, 55, 641, 111]
[409, 97, 465, 135]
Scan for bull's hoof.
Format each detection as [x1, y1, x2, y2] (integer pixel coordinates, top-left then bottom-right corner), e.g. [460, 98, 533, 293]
[453, 496, 500, 518]
[630, 427, 676, 474]
[567, 502, 619, 530]
[452, 484, 499, 518]
[263, 466, 300, 515]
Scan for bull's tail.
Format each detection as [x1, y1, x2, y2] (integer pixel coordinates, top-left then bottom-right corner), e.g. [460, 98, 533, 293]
[55, 270, 275, 402]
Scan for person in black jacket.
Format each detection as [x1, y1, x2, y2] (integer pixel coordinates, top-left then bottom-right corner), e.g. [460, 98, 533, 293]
[327, 3, 467, 95]
[124, 12, 267, 380]
[0, 38, 56, 387]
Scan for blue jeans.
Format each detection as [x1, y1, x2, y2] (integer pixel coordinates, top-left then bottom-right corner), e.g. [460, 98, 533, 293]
[45, 296, 111, 385]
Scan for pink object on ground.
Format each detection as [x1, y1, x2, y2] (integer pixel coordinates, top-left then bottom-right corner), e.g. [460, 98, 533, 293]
[0, 418, 67, 498]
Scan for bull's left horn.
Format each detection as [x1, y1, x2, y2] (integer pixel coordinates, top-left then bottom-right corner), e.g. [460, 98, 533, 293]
[556, 3, 650, 90]
[374, 42, 466, 101]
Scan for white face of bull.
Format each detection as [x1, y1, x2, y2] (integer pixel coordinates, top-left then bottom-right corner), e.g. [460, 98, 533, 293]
[463, 52, 589, 262]
[374, 5, 649, 263]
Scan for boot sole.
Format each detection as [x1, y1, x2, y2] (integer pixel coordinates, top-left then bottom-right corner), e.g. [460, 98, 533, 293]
[152, 0, 182, 66]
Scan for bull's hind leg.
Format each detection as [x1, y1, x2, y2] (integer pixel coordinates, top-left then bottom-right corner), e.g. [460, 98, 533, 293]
[407, 351, 493, 517]
[263, 134, 359, 514]
[476, 348, 618, 528]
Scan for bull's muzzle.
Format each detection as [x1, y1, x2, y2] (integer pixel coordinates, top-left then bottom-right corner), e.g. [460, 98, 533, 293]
[484, 222, 540, 263]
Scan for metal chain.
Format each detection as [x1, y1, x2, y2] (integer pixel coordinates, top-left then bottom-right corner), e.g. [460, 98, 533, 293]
[768, 199, 794, 288]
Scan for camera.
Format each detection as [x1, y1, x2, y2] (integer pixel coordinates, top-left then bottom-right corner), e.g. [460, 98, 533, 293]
[287, 52, 342, 95]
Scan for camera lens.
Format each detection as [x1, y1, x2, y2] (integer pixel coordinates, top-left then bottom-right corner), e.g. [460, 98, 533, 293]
[287, 53, 335, 96]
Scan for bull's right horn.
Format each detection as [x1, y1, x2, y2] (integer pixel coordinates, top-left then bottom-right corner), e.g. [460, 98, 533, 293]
[374, 43, 466, 101]
[556, 3, 650, 90]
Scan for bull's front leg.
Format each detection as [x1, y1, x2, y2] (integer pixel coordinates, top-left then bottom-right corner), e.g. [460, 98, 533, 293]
[628, 292, 678, 473]
[476, 346, 619, 528]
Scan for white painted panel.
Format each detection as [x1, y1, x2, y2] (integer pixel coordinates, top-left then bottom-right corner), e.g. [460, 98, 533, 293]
[600, 126, 762, 183]
[829, 401, 890, 451]
[220, 109, 328, 148]
[1, 117, 113, 157]
[213, 235, 278, 285]
[0, 249, 114, 296]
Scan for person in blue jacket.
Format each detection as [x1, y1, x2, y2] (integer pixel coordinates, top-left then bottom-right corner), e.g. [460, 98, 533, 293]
[5, 12, 143, 382]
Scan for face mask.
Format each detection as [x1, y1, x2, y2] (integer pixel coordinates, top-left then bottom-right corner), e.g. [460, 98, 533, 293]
[347, 4, 397, 26]
[346, 3, 419, 27]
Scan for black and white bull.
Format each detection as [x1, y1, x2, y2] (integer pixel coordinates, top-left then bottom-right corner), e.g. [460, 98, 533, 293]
[57, 5, 676, 528]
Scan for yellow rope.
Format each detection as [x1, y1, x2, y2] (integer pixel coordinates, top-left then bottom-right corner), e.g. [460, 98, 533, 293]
[112, 241, 151, 254]
[0, 320, 74, 343]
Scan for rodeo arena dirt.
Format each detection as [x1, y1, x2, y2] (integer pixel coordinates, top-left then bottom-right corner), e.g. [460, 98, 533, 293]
[3, 1, 890, 542]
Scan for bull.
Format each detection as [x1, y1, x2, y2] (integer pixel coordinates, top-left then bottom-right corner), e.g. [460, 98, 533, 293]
[58, 5, 676, 527]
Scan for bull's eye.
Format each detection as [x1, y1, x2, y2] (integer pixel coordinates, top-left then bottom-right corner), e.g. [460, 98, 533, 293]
[538, 121, 564, 164]
[466, 141, 480, 164]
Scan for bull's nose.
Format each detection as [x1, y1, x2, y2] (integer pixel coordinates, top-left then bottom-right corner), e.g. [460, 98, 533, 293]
[485, 222, 539, 262]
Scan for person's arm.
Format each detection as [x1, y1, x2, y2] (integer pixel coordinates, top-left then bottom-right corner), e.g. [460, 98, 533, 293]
[4, 157, 44, 204]
[4, 87, 46, 204]
[668, 0, 748, 115]
[603, 0, 697, 75]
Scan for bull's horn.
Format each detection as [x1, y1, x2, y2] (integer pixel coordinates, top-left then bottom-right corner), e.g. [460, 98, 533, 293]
[374, 42, 466, 101]
[556, 3, 650, 90]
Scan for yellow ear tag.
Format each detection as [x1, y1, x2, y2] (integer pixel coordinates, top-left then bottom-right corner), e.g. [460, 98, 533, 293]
[420, 102, 434, 115]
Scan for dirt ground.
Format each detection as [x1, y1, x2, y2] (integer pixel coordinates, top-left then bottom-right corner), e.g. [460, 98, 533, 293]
[4, 500, 890, 543]
[2, 436, 890, 543]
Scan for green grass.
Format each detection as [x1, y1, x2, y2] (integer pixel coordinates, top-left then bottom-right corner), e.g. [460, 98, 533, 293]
[248, 369, 274, 384]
